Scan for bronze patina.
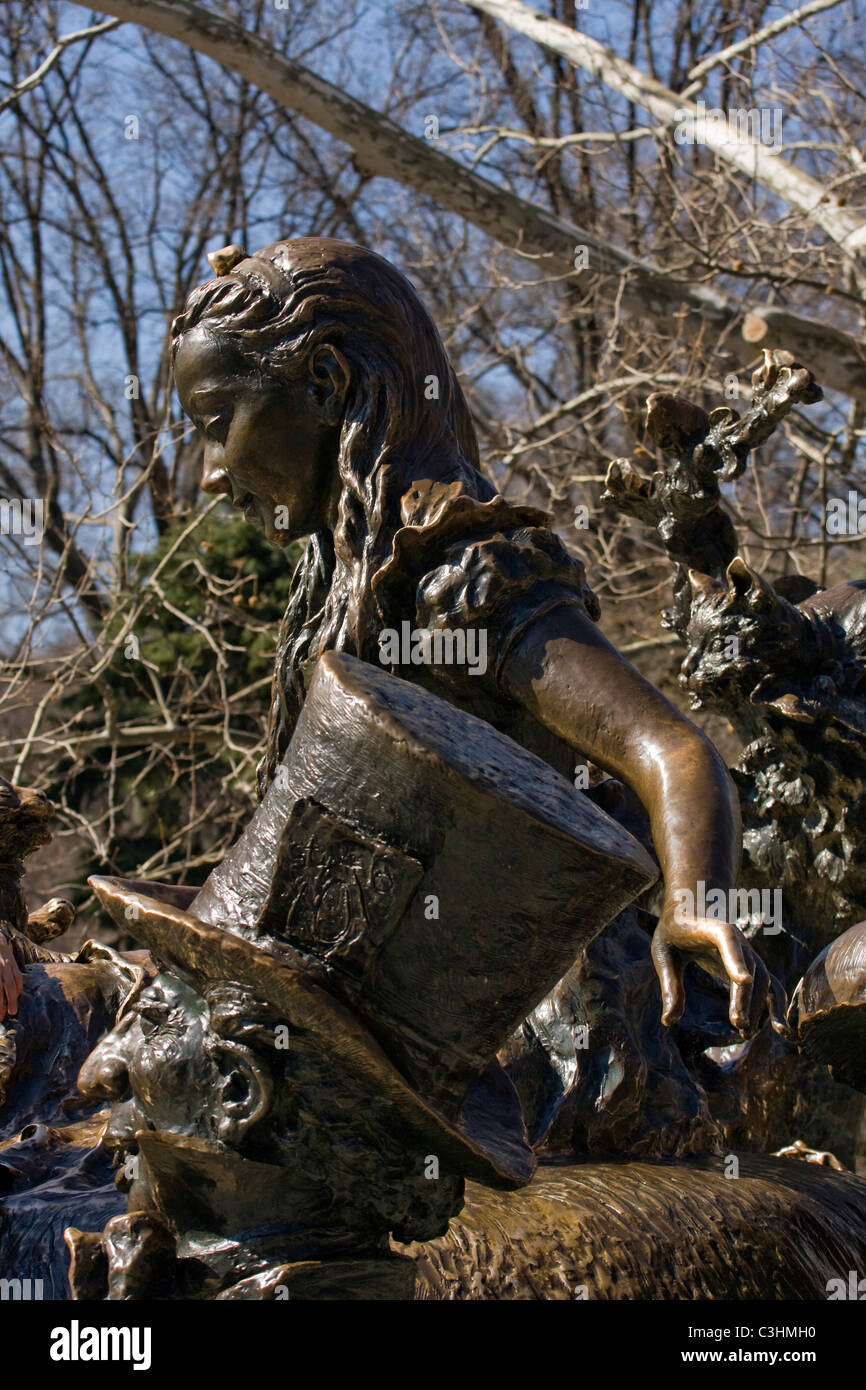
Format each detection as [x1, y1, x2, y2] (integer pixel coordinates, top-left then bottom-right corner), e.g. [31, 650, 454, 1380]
[170, 236, 779, 1036]
[2, 240, 866, 1300]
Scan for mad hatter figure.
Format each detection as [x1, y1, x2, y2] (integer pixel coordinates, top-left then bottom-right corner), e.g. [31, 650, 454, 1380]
[75, 653, 656, 1296]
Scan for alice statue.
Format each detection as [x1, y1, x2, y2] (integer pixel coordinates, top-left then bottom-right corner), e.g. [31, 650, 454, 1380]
[165, 236, 781, 1042]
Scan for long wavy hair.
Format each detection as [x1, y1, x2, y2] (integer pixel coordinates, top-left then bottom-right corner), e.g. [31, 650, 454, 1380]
[171, 238, 495, 793]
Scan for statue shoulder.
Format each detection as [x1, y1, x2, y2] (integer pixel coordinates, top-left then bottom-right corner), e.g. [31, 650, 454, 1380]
[374, 485, 598, 687]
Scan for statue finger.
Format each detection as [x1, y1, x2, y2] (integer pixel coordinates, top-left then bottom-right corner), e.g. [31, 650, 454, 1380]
[699, 921, 755, 1031]
[1, 957, 21, 1017]
[693, 919, 752, 981]
[652, 936, 684, 1027]
[767, 969, 791, 1037]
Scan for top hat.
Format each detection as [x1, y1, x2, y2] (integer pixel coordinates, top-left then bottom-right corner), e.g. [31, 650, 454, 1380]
[788, 919, 866, 1093]
[91, 652, 657, 1187]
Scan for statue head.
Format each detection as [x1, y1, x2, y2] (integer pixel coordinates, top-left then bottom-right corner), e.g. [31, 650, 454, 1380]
[78, 961, 465, 1259]
[0, 777, 55, 929]
[681, 558, 845, 726]
[171, 237, 492, 784]
[0, 778, 53, 866]
[78, 972, 271, 1155]
[172, 239, 481, 542]
[683, 561, 808, 698]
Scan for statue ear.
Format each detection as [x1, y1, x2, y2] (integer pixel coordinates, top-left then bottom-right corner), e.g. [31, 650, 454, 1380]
[308, 345, 350, 426]
[726, 556, 776, 612]
[687, 568, 724, 604]
[212, 1040, 273, 1147]
[764, 692, 815, 724]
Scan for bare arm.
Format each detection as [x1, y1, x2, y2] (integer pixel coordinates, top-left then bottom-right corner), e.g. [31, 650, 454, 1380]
[500, 601, 782, 1032]
[0, 932, 23, 1021]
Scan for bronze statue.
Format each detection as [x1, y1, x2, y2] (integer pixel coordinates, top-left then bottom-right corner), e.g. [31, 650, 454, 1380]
[0, 777, 77, 1019]
[68, 649, 658, 1296]
[66, 653, 866, 1301]
[171, 236, 780, 1038]
[5, 242, 866, 1301]
[603, 353, 866, 1161]
[0, 779, 153, 1297]
[789, 918, 866, 1093]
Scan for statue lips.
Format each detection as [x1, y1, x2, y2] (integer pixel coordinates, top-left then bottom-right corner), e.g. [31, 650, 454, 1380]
[229, 485, 270, 530]
[229, 487, 255, 517]
[104, 1101, 146, 1156]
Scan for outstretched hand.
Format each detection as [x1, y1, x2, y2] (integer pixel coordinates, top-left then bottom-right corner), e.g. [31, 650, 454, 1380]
[652, 908, 787, 1036]
[0, 933, 23, 1022]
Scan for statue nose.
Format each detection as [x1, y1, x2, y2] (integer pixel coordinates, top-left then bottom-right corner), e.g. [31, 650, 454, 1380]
[77, 1031, 131, 1100]
[201, 453, 231, 496]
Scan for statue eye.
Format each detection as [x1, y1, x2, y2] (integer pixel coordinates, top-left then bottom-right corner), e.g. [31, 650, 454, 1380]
[202, 409, 233, 444]
[134, 992, 171, 1028]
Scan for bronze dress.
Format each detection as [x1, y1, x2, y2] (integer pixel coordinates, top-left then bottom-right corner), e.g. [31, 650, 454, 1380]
[287, 479, 718, 1157]
[300, 480, 600, 784]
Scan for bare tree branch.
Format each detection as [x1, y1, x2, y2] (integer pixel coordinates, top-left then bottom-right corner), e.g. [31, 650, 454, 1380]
[460, 0, 866, 262]
[85, 0, 866, 399]
[683, 0, 845, 94]
[0, 16, 121, 114]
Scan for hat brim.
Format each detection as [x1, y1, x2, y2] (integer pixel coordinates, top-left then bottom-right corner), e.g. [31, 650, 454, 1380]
[89, 876, 534, 1189]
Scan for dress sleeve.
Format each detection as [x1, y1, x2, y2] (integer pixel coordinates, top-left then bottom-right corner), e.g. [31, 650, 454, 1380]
[375, 488, 599, 688]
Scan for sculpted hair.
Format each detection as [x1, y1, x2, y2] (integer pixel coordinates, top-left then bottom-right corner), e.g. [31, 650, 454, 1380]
[171, 239, 490, 792]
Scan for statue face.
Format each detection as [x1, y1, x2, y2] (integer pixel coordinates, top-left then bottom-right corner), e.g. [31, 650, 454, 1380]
[78, 972, 263, 1154]
[175, 326, 342, 545]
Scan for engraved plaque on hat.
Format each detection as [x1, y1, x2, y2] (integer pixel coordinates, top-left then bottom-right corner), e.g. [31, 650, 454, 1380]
[253, 798, 424, 977]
